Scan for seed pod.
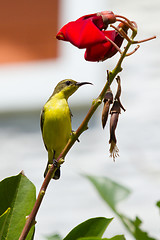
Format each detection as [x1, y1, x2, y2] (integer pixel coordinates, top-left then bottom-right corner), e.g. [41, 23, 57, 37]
[115, 76, 126, 112]
[109, 101, 121, 161]
[102, 90, 113, 128]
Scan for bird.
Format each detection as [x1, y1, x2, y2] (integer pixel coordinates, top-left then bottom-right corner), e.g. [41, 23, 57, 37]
[40, 79, 92, 179]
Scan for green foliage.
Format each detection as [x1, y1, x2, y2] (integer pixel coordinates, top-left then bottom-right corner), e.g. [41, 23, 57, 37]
[85, 175, 157, 240]
[0, 172, 36, 240]
[156, 201, 160, 209]
[45, 234, 62, 240]
[84, 175, 131, 212]
[131, 217, 156, 240]
[63, 217, 112, 240]
[44, 217, 126, 240]
[0, 208, 11, 240]
[77, 235, 126, 240]
[45, 217, 126, 240]
[1, 172, 158, 240]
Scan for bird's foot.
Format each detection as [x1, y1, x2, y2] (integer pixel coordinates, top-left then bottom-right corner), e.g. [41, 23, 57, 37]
[53, 158, 65, 168]
[53, 159, 58, 168]
[52, 158, 64, 180]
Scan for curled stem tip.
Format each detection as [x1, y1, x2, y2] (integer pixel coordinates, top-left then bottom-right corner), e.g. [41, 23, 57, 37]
[115, 18, 136, 32]
[119, 29, 131, 42]
[131, 21, 138, 29]
[126, 44, 140, 56]
[115, 15, 136, 30]
[110, 24, 131, 43]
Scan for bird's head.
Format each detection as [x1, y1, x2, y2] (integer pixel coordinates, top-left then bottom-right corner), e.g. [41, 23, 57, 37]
[53, 79, 92, 99]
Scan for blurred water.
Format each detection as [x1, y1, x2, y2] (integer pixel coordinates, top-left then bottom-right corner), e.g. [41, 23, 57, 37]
[0, 0, 160, 239]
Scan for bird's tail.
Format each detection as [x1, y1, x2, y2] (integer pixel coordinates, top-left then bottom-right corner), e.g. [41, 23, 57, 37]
[44, 162, 61, 180]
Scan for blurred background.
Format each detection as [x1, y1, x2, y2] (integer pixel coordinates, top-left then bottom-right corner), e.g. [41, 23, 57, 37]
[0, 0, 159, 239]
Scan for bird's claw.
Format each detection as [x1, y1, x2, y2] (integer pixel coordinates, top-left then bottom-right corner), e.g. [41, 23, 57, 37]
[53, 159, 58, 168]
[53, 158, 65, 168]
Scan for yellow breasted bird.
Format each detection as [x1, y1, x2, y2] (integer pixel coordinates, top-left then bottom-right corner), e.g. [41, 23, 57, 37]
[40, 79, 92, 180]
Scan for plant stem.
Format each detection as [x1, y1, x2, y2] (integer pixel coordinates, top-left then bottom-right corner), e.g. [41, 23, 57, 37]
[19, 32, 137, 240]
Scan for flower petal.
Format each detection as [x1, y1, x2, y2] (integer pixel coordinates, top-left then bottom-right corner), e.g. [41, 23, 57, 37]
[106, 34, 124, 59]
[85, 29, 125, 61]
[84, 30, 117, 61]
[56, 15, 108, 49]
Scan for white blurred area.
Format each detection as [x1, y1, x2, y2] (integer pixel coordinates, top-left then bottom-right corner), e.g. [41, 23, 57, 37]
[0, 0, 160, 240]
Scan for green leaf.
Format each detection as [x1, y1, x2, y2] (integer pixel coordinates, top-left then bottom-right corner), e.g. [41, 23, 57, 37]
[156, 200, 160, 209]
[85, 175, 157, 240]
[118, 214, 157, 240]
[133, 216, 156, 240]
[63, 217, 113, 240]
[45, 233, 62, 240]
[0, 172, 36, 240]
[0, 208, 11, 239]
[105, 235, 126, 240]
[77, 235, 126, 240]
[85, 175, 131, 211]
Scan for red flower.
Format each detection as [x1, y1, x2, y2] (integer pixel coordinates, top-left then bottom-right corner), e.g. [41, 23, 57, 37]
[56, 11, 129, 62]
[56, 11, 116, 49]
[85, 23, 128, 61]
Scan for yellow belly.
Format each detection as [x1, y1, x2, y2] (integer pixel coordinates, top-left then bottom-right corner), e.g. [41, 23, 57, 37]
[42, 97, 71, 159]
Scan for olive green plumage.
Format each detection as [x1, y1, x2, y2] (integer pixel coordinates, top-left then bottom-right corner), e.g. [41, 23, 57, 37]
[40, 79, 92, 179]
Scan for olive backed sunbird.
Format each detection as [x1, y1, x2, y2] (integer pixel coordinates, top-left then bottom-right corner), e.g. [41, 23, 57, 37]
[40, 79, 92, 179]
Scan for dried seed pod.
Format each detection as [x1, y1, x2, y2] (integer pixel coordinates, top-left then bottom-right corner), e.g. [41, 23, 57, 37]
[115, 76, 121, 100]
[109, 100, 121, 161]
[102, 90, 113, 128]
[115, 76, 126, 112]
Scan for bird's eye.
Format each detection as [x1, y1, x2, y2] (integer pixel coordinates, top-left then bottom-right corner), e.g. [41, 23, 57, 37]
[66, 80, 71, 86]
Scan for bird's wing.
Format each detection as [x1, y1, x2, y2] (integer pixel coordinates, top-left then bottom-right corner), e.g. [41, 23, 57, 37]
[40, 108, 45, 133]
[69, 107, 73, 118]
[40, 108, 48, 151]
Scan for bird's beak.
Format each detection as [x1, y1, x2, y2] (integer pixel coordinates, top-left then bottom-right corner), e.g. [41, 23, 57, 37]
[76, 81, 93, 87]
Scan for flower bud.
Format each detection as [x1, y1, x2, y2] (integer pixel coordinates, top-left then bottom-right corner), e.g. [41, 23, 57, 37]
[118, 22, 129, 33]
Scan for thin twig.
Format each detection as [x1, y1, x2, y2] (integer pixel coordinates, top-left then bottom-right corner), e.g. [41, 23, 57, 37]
[126, 45, 140, 56]
[132, 35, 156, 44]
